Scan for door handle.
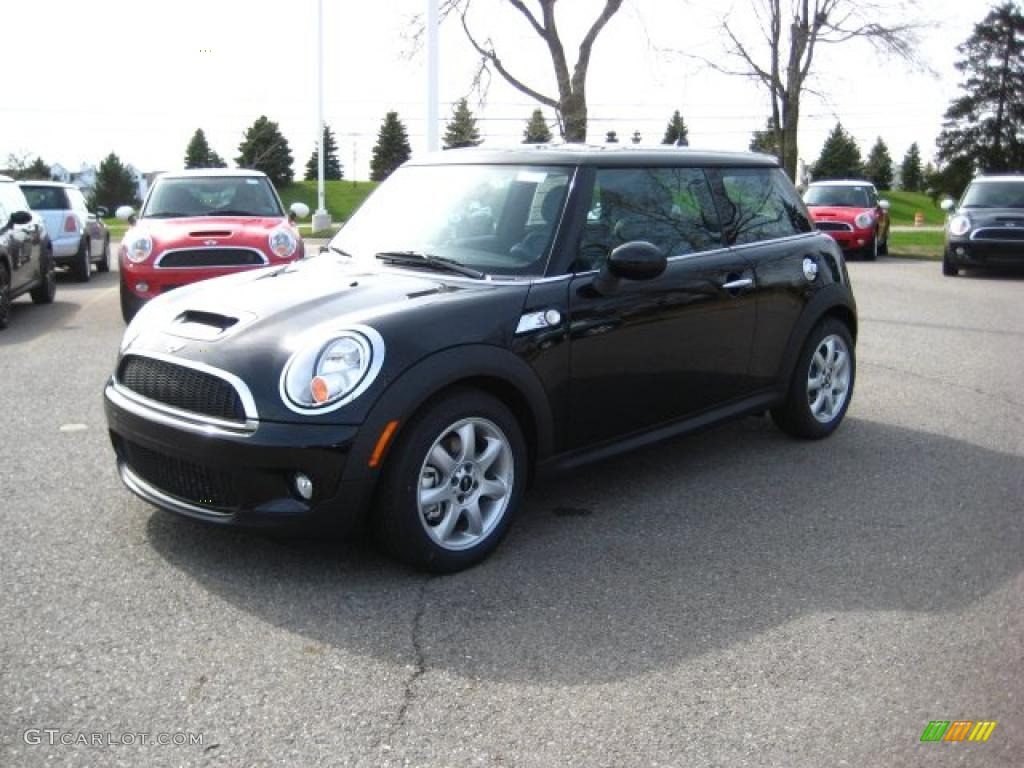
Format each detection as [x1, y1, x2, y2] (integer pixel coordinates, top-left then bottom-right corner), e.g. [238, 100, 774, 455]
[721, 277, 754, 291]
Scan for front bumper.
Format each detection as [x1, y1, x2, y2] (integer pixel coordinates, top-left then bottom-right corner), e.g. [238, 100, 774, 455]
[946, 239, 1024, 266]
[819, 229, 874, 253]
[105, 380, 372, 531]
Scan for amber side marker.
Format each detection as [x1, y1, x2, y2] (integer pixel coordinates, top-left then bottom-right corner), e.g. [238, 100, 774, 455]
[369, 420, 400, 468]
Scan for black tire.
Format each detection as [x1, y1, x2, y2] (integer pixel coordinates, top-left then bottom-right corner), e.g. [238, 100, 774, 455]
[0, 263, 10, 330]
[30, 250, 56, 305]
[879, 231, 889, 256]
[373, 389, 527, 573]
[96, 236, 110, 273]
[942, 252, 958, 276]
[120, 276, 144, 323]
[72, 237, 92, 282]
[771, 317, 856, 440]
[863, 236, 877, 261]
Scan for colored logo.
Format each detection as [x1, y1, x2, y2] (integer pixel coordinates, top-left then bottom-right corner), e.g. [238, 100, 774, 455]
[920, 720, 997, 742]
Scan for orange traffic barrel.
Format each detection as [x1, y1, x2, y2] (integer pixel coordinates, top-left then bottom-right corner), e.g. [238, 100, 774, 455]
[914, 211, 924, 227]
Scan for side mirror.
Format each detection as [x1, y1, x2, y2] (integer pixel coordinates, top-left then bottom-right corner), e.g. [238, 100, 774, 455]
[115, 205, 135, 221]
[95, 206, 108, 218]
[878, 199, 890, 211]
[9, 210, 33, 227]
[289, 202, 310, 222]
[940, 198, 955, 212]
[593, 241, 666, 295]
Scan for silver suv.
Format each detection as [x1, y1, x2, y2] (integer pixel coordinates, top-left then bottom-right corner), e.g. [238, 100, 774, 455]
[18, 181, 110, 282]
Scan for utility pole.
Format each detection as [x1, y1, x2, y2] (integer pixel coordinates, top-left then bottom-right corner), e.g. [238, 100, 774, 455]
[426, 0, 440, 152]
[312, 0, 331, 233]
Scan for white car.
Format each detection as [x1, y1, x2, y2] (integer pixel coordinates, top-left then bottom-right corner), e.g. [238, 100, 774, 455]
[19, 181, 110, 281]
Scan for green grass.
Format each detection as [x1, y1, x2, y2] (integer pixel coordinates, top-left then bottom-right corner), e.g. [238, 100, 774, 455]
[888, 228, 944, 260]
[879, 190, 945, 226]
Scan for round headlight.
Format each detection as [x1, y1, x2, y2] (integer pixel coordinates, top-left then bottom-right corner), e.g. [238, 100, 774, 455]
[125, 233, 153, 263]
[854, 212, 875, 230]
[948, 214, 971, 237]
[269, 226, 298, 259]
[281, 328, 384, 412]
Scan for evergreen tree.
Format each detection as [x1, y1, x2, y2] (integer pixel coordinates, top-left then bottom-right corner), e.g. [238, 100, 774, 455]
[304, 123, 343, 181]
[22, 157, 51, 180]
[443, 99, 482, 149]
[522, 109, 553, 144]
[89, 152, 140, 211]
[631, 130, 642, 144]
[749, 117, 780, 157]
[812, 123, 863, 180]
[936, 2, 1024, 191]
[662, 110, 689, 146]
[900, 142, 924, 192]
[236, 115, 294, 187]
[864, 137, 894, 190]
[184, 128, 227, 169]
[605, 130, 619, 144]
[370, 111, 412, 182]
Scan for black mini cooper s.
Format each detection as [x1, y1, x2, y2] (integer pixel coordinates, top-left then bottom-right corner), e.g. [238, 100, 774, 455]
[105, 146, 857, 572]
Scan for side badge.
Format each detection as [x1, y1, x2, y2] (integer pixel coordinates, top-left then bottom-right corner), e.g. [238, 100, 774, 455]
[802, 257, 819, 282]
[516, 309, 562, 335]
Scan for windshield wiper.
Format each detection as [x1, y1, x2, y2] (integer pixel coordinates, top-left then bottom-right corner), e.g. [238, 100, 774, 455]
[375, 250, 485, 279]
[322, 244, 353, 258]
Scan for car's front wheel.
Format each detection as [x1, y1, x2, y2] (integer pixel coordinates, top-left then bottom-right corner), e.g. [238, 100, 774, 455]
[72, 238, 92, 282]
[119, 276, 143, 323]
[864, 236, 878, 261]
[373, 390, 526, 572]
[30, 251, 56, 304]
[0, 264, 11, 330]
[772, 318, 855, 439]
[942, 252, 958, 276]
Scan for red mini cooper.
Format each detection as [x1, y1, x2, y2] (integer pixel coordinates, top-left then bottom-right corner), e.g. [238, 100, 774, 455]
[116, 169, 309, 321]
[803, 180, 890, 260]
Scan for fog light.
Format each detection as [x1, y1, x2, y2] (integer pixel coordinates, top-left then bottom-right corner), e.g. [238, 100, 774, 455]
[135, 282, 149, 293]
[294, 472, 313, 501]
[956, 247, 966, 257]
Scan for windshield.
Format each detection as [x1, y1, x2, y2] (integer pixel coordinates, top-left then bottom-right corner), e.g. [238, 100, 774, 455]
[803, 185, 875, 208]
[961, 181, 1024, 209]
[142, 176, 284, 218]
[329, 164, 573, 277]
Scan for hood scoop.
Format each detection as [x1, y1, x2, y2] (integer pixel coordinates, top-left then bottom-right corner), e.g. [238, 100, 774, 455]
[166, 310, 248, 341]
[188, 229, 233, 238]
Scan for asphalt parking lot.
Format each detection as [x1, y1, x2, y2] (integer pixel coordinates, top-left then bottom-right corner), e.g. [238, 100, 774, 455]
[1, 254, 1021, 767]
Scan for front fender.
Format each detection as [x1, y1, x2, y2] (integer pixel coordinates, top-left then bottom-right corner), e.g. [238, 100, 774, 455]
[775, 282, 857, 392]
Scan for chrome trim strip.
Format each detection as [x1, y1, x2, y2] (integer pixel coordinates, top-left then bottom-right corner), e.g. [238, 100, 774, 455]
[107, 381, 257, 436]
[278, 324, 386, 416]
[155, 246, 268, 269]
[120, 462, 233, 518]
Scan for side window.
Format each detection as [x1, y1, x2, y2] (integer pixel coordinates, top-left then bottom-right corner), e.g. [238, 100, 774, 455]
[716, 168, 812, 246]
[577, 167, 721, 271]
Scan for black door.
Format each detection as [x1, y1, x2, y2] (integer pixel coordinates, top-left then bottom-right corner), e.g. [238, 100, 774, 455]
[566, 167, 758, 449]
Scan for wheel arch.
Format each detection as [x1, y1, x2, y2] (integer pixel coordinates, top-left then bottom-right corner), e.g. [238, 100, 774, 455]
[775, 285, 858, 393]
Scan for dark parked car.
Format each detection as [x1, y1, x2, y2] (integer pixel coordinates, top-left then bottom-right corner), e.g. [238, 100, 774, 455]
[0, 175, 56, 329]
[105, 147, 857, 571]
[19, 180, 110, 281]
[941, 175, 1024, 276]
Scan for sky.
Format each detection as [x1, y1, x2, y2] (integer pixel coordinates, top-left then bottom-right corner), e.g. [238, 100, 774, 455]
[1, 0, 1005, 181]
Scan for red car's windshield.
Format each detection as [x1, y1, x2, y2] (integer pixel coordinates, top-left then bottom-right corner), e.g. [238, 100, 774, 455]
[804, 185, 875, 208]
[142, 177, 284, 218]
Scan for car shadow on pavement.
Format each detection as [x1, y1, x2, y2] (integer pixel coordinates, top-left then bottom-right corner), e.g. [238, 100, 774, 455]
[144, 416, 1024, 685]
[1, 273, 118, 345]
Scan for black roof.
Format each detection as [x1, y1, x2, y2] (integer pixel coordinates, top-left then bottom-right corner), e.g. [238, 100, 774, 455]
[407, 144, 780, 169]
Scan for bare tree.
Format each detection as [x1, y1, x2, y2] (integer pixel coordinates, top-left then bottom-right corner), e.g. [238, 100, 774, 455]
[697, 1, 923, 179]
[424, 0, 624, 142]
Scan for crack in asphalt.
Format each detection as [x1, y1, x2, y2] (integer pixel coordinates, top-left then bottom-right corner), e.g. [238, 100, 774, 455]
[862, 359, 1024, 411]
[376, 578, 430, 758]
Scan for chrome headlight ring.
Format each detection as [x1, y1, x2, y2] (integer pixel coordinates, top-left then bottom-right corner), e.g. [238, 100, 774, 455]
[279, 325, 385, 414]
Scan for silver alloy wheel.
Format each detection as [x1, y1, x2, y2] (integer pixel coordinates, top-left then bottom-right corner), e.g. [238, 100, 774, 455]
[807, 333, 852, 423]
[416, 416, 514, 551]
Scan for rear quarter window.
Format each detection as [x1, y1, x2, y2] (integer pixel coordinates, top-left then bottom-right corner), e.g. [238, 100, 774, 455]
[715, 168, 812, 245]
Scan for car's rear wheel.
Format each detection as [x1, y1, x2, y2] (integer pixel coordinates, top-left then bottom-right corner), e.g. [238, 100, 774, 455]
[772, 318, 855, 440]
[373, 390, 526, 572]
[30, 250, 56, 305]
[942, 252, 958, 276]
[0, 264, 11, 330]
[119, 276, 143, 323]
[72, 238, 92, 282]
[96, 236, 110, 273]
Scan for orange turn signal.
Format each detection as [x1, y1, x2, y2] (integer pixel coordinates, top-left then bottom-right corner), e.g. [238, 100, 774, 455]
[368, 420, 400, 468]
[310, 376, 330, 404]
